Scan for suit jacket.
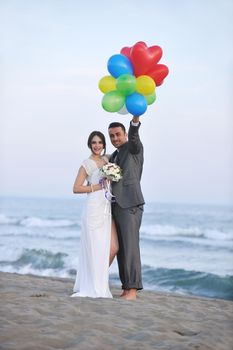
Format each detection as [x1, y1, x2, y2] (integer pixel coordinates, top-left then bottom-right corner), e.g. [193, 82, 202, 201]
[109, 122, 145, 209]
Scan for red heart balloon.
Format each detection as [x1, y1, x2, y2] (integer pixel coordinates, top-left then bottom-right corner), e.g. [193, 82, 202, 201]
[130, 42, 163, 76]
[121, 42, 147, 73]
[120, 43, 147, 61]
[121, 42, 169, 86]
[146, 64, 169, 86]
[120, 46, 131, 59]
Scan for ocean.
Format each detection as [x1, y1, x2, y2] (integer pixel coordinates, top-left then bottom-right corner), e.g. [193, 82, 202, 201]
[0, 196, 233, 301]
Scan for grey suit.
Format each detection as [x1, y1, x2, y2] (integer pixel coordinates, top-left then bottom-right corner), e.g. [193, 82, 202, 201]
[110, 122, 144, 290]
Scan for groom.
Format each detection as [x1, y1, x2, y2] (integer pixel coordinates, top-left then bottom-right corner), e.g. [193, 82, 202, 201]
[108, 116, 145, 300]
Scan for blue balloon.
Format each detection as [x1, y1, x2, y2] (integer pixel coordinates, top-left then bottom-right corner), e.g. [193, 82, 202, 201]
[125, 93, 147, 116]
[107, 54, 133, 78]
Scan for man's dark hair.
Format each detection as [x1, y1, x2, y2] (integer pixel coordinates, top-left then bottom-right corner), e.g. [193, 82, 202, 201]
[108, 122, 126, 133]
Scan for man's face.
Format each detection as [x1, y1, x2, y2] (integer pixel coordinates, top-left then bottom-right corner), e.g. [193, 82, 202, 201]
[108, 127, 127, 149]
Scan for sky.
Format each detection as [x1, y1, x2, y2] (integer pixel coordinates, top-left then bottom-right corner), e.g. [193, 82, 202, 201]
[0, 0, 232, 205]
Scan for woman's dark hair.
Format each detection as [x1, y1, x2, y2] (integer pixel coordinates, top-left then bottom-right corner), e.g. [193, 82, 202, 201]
[108, 122, 126, 133]
[87, 131, 106, 155]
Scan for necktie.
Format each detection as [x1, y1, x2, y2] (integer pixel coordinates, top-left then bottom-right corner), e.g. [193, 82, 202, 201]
[113, 150, 119, 164]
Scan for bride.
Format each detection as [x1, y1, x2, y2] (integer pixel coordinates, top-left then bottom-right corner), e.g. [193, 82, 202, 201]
[71, 131, 118, 298]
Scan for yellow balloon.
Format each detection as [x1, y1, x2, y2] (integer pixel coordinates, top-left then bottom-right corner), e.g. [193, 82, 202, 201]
[98, 75, 116, 93]
[136, 75, 156, 95]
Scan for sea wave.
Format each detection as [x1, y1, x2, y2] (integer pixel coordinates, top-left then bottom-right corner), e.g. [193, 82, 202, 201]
[141, 265, 233, 301]
[140, 224, 233, 241]
[1, 247, 232, 301]
[0, 248, 68, 270]
[20, 217, 77, 228]
[0, 232, 79, 241]
[0, 247, 77, 278]
[0, 214, 19, 225]
[0, 214, 79, 228]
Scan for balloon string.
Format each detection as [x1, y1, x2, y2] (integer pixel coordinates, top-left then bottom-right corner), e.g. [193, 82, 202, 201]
[103, 179, 116, 203]
[103, 180, 112, 215]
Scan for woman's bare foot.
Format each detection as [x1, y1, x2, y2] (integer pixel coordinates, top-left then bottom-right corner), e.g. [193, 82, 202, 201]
[121, 289, 137, 300]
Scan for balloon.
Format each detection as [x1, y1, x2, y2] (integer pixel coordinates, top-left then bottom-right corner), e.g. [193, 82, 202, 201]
[98, 75, 116, 93]
[121, 41, 163, 77]
[121, 41, 146, 59]
[145, 92, 156, 105]
[107, 54, 133, 78]
[125, 92, 147, 116]
[102, 91, 125, 112]
[116, 74, 136, 96]
[120, 46, 131, 59]
[136, 75, 156, 95]
[146, 64, 169, 86]
[99, 41, 169, 116]
[117, 105, 128, 115]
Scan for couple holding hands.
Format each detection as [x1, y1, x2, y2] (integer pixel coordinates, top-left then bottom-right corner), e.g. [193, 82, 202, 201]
[71, 116, 144, 300]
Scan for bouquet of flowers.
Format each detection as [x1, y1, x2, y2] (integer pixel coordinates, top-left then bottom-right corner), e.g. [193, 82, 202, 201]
[100, 162, 122, 182]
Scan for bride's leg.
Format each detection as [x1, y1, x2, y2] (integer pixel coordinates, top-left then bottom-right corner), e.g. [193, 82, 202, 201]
[109, 219, 119, 266]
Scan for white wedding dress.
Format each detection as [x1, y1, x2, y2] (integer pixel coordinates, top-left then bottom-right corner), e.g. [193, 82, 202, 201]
[72, 158, 112, 298]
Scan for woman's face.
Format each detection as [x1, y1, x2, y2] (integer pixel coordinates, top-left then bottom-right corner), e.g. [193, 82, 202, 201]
[90, 135, 104, 156]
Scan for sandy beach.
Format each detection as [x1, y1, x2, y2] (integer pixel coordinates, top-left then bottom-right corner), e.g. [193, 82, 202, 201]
[0, 272, 232, 350]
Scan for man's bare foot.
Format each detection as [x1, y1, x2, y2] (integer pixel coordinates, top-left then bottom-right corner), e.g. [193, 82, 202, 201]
[120, 290, 129, 297]
[121, 289, 137, 300]
[122, 294, 137, 300]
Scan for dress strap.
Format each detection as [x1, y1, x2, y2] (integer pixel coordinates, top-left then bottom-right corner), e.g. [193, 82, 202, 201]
[82, 158, 95, 175]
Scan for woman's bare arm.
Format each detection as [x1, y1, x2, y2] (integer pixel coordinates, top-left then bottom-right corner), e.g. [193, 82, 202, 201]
[73, 166, 102, 194]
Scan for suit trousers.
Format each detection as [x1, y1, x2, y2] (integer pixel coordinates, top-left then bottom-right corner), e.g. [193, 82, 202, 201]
[112, 203, 143, 290]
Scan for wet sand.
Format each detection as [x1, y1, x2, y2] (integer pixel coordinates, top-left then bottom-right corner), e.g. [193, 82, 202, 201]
[0, 272, 232, 350]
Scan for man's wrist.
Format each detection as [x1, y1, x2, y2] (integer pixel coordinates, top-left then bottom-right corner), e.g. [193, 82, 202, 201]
[131, 116, 140, 126]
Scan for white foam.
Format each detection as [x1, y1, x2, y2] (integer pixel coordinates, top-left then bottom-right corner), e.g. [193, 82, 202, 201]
[140, 224, 233, 241]
[0, 214, 18, 225]
[19, 217, 76, 228]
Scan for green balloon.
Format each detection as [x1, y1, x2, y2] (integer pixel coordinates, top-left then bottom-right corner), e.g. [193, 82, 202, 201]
[102, 90, 125, 112]
[116, 74, 136, 96]
[145, 92, 156, 105]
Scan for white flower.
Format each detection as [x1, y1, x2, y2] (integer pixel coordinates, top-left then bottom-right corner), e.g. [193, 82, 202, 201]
[100, 163, 122, 182]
